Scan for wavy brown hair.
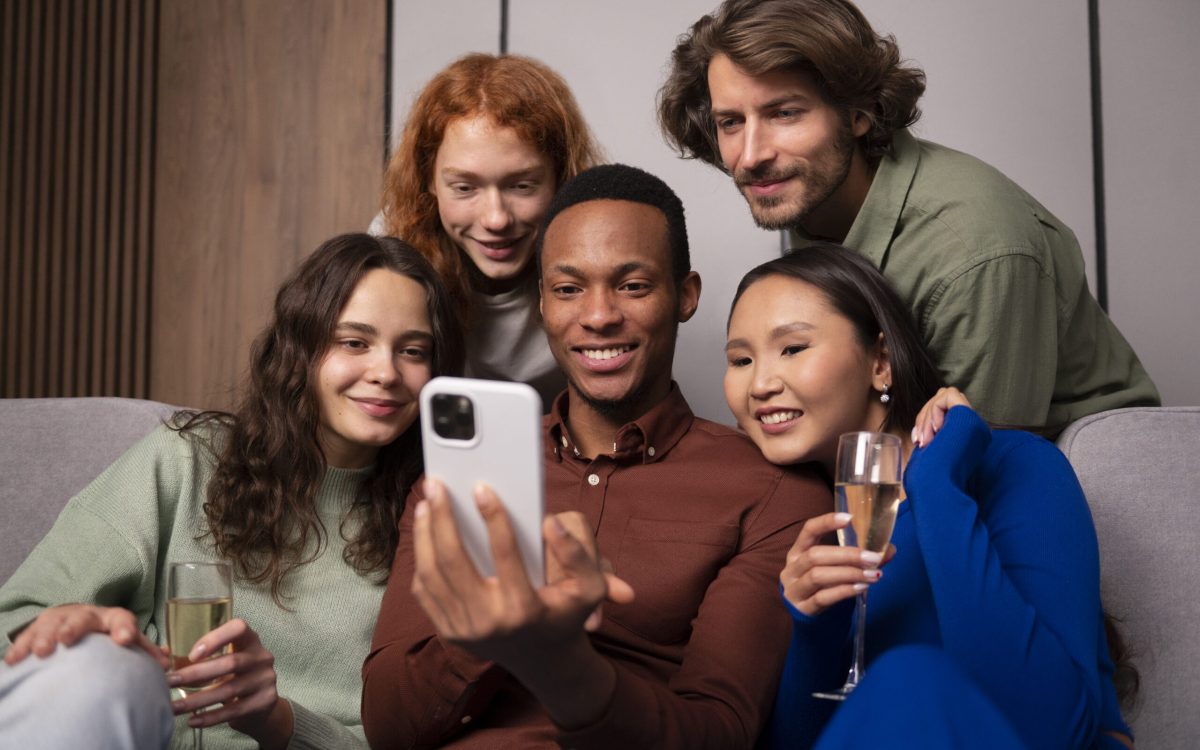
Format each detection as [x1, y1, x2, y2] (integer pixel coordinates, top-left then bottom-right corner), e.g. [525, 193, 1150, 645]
[172, 234, 463, 604]
[379, 53, 601, 323]
[658, 0, 926, 167]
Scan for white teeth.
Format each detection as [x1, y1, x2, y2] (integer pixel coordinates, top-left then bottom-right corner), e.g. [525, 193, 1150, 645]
[582, 346, 632, 361]
[759, 410, 801, 425]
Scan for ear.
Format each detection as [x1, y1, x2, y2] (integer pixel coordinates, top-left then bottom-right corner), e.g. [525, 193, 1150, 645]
[850, 110, 872, 140]
[870, 332, 893, 392]
[676, 271, 702, 323]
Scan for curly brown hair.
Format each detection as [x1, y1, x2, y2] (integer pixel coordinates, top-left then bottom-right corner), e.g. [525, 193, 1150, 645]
[379, 53, 601, 323]
[658, 0, 926, 168]
[173, 234, 463, 604]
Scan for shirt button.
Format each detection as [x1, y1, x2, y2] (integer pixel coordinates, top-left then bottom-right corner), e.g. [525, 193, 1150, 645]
[587, 473, 600, 486]
[461, 715, 472, 725]
[647, 446, 656, 457]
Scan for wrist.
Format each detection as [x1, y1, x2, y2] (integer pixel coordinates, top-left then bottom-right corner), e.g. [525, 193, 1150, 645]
[507, 633, 615, 730]
[235, 697, 294, 750]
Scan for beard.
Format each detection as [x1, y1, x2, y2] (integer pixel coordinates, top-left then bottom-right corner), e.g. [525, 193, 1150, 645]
[734, 124, 857, 231]
[566, 374, 656, 425]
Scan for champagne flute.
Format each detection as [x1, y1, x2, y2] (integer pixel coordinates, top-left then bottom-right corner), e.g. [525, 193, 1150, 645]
[813, 432, 902, 701]
[167, 561, 233, 749]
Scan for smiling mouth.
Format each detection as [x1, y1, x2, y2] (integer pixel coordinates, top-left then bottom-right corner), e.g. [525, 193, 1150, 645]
[759, 409, 802, 425]
[581, 345, 633, 361]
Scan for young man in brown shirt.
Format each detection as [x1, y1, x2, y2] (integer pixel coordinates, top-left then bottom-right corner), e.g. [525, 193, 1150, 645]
[362, 164, 828, 749]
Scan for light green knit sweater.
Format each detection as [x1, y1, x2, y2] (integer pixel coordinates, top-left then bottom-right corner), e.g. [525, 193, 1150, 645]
[0, 424, 387, 749]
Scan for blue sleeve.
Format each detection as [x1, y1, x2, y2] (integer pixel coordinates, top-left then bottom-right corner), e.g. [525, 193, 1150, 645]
[904, 406, 1102, 748]
[757, 593, 851, 749]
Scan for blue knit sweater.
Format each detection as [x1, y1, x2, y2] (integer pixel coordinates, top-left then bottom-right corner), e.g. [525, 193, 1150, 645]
[762, 406, 1129, 749]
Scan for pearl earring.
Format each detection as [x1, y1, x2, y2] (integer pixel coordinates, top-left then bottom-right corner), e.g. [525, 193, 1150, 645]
[879, 384, 891, 404]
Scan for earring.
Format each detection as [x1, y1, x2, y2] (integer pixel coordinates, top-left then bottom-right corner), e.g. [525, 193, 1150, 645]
[879, 384, 891, 404]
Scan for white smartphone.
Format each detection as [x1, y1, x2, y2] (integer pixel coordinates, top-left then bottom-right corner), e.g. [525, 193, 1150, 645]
[419, 376, 545, 584]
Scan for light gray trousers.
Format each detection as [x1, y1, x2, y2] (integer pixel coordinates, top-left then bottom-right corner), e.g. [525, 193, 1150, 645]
[0, 633, 174, 749]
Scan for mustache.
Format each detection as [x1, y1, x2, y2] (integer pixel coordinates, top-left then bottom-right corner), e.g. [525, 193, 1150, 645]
[734, 165, 805, 188]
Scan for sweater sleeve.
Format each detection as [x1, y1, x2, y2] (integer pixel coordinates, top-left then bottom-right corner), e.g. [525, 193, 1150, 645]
[288, 700, 368, 750]
[0, 426, 185, 651]
[757, 595, 851, 749]
[904, 406, 1102, 748]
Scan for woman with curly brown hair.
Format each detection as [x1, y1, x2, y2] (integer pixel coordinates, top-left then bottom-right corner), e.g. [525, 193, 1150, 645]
[0, 234, 463, 749]
[373, 53, 601, 409]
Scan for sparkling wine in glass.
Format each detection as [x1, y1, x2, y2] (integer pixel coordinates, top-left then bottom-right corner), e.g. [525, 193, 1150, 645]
[167, 561, 233, 749]
[813, 432, 902, 701]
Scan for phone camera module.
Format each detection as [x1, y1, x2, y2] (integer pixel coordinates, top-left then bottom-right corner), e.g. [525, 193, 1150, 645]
[431, 393, 475, 440]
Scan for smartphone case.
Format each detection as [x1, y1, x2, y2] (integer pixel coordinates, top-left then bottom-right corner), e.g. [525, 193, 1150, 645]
[419, 376, 545, 584]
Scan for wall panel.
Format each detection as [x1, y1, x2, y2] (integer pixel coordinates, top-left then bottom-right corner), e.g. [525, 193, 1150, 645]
[0, 0, 156, 399]
[150, 0, 388, 409]
[1100, 0, 1200, 407]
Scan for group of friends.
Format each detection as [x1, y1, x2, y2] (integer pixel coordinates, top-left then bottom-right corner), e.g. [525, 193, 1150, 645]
[0, 1, 1158, 748]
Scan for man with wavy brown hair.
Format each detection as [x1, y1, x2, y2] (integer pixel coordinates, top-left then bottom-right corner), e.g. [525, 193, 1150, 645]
[659, 0, 1158, 435]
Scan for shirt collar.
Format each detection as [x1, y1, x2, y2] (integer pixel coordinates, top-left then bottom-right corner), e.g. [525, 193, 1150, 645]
[545, 383, 693, 465]
[792, 129, 920, 270]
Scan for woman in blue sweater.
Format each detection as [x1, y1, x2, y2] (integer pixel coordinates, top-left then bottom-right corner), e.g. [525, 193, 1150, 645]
[723, 243, 1134, 749]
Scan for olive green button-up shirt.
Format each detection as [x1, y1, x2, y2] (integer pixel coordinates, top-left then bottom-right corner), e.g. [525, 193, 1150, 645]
[795, 129, 1159, 434]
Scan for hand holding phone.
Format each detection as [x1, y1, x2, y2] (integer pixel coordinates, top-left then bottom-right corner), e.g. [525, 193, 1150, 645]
[419, 377, 545, 584]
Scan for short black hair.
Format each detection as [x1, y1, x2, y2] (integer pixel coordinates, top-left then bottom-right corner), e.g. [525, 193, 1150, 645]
[536, 163, 690, 282]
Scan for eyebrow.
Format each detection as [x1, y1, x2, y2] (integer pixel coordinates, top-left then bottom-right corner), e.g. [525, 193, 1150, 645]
[549, 261, 650, 278]
[438, 166, 546, 181]
[724, 321, 815, 352]
[710, 94, 815, 119]
[334, 322, 433, 341]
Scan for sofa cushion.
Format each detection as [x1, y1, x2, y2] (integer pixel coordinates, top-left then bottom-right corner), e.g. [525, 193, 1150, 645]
[1057, 406, 1200, 747]
[0, 397, 178, 584]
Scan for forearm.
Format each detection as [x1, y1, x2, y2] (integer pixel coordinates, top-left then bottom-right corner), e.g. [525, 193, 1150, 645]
[505, 633, 616, 731]
[910, 412, 1101, 744]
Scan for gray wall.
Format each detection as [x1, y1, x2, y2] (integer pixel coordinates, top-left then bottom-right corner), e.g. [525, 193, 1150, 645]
[392, 1, 1197, 423]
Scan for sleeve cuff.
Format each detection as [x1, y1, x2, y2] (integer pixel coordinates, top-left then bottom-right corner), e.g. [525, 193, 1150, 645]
[287, 700, 367, 750]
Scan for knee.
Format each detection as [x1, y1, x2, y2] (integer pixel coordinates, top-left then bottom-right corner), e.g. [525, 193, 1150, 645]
[4, 633, 174, 749]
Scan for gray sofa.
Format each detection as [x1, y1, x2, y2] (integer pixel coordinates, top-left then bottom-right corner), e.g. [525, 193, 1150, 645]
[2, 398, 1197, 746]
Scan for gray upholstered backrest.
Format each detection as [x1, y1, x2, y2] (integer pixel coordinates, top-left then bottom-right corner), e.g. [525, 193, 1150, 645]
[1057, 406, 1200, 748]
[0, 397, 179, 584]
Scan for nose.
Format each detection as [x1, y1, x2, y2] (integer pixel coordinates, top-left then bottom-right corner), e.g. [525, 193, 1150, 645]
[479, 188, 514, 233]
[580, 289, 623, 332]
[739, 118, 774, 173]
[365, 349, 400, 388]
[748, 360, 783, 401]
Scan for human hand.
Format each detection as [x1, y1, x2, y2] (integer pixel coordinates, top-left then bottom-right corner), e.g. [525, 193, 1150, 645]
[410, 479, 617, 667]
[167, 618, 293, 748]
[4, 603, 168, 668]
[780, 513, 895, 617]
[546, 510, 635, 632]
[911, 386, 972, 448]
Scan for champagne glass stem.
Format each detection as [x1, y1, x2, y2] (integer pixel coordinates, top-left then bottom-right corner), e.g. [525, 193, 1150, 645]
[193, 724, 203, 750]
[848, 590, 867, 689]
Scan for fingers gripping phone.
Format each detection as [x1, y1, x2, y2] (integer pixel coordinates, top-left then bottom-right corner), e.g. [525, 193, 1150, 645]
[419, 377, 545, 585]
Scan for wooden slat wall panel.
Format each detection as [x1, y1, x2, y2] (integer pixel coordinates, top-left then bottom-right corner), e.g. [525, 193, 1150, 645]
[0, 0, 156, 398]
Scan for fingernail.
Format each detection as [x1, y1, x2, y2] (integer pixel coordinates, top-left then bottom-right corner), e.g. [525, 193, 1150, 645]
[853, 583, 869, 592]
[422, 477, 436, 498]
[414, 500, 428, 519]
[549, 515, 568, 538]
[860, 550, 883, 565]
[911, 427, 919, 443]
[863, 568, 882, 581]
[189, 643, 206, 660]
[167, 673, 182, 686]
[474, 483, 493, 510]
[834, 512, 852, 524]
